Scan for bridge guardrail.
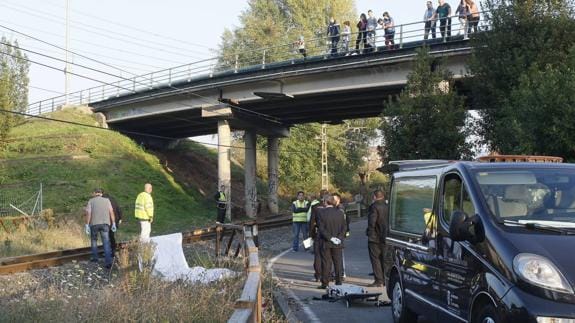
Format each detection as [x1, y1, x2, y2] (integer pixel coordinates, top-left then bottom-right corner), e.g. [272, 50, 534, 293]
[26, 12, 490, 116]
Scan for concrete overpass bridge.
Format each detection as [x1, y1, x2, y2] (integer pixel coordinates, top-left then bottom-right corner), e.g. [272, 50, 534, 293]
[28, 22, 478, 219]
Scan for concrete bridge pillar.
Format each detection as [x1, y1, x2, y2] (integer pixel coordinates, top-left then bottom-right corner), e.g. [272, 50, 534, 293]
[244, 130, 257, 218]
[217, 120, 231, 222]
[267, 137, 279, 215]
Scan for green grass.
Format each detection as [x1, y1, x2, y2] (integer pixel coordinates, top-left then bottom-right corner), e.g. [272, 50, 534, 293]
[0, 108, 214, 244]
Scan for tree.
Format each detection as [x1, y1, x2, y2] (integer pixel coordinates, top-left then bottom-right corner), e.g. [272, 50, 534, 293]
[469, 0, 575, 158]
[216, 0, 357, 69]
[0, 37, 29, 146]
[380, 47, 472, 162]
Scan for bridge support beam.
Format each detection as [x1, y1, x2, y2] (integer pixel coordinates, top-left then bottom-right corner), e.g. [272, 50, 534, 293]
[217, 120, 231, 222]
[267, 137, 279, 215]
[244, 130, 257, 218]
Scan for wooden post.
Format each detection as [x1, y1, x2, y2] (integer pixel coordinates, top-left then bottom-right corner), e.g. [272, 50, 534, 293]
[215, 225, 222, 257]
[225, 229, 237, 256]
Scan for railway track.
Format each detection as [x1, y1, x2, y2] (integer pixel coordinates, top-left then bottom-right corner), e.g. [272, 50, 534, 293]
[0, 216, 292, 275]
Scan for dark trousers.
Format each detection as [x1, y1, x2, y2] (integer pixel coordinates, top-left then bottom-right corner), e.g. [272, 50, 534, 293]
[368, 241, 385, 284]
[355, 31, 366, 52]
[217, 207, 226, 223]
[109, 229, 117, 254]
[90, 224, 112, 267]
[330, 38, 339, 55]
[321, 245, 343, 286]
[439, 18, 452, 40]
[385, 31, 395, 49]
[313, 237, 323, 280]
[424, 21, 436, 39]
[467, 16, 479, 33]
[292, 222, 308, 251]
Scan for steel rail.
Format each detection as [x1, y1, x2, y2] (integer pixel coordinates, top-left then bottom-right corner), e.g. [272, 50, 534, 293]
[0, 216, 292, 275]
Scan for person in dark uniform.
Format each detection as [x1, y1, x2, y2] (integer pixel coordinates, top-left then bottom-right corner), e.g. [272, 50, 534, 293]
[214, 185, 227, 223]
[366, 190, 389, 287]
[308, 190, 328, 282]
[102, 191, 122, 254]
[318, 195, 347, 288]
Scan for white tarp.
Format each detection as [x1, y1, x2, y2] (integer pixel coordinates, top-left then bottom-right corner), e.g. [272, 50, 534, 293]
[150, 233, 235, 283]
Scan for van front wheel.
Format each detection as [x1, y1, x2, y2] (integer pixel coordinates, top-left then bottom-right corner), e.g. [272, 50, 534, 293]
[474, 303, 500, 323]
[390, 277, 417, 323]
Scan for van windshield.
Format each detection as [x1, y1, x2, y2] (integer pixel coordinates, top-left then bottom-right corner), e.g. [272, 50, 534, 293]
[473, 168, 575, 227]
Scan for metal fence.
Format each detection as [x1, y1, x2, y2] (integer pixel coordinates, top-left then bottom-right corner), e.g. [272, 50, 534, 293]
[26, 13, 490, 116]
[0, 182, 43, 217]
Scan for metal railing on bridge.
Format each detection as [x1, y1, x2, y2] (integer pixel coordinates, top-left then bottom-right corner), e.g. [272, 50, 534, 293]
[26, 13, 489, 116]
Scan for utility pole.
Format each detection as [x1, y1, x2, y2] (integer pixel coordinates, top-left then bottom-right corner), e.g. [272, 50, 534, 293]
[64, 0, 70, 105]
[321, 123, 328, 190]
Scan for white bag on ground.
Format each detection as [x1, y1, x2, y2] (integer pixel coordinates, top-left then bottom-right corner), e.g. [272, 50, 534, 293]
[150, 233, 235, 283]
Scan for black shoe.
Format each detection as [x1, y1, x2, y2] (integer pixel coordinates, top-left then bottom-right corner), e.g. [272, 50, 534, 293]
[368, 272, 374, 276]
[105, 264, 112, 269]
[317, 285, 328, 289]
[90, 259, 98, 263]
[335, 282, 342, 286]
[367, 281, 383, 287]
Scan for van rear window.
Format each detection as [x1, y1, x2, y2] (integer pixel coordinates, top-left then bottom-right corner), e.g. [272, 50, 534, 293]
[390, 177, 436, 235]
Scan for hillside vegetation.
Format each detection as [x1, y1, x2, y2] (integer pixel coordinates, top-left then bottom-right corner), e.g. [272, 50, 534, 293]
[0, 108, 214, 242]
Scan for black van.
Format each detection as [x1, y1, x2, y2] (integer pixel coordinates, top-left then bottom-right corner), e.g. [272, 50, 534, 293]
[383, 160, 575, 323]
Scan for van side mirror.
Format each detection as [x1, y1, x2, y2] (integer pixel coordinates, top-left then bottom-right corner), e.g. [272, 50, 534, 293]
[449, 211, 483, 243]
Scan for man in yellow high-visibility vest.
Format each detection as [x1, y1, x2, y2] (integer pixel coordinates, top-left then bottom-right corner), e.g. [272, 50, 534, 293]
[214, 185, 227, 223]
[291, 191, 310, 252]
[134, 183, 154, 242]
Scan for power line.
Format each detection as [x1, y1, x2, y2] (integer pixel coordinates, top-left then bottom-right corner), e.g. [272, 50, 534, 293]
[0, 49, 135, 93]
[0, 23, 142, 78]
[36, 0, 214, 51]
[4, 27, 372, 149]
[0, 108, 317, 154]
[0, 21, 164, 70]
[0, 2, 210, 60]
[1, 41, 145, 87]
[0, 18, 188, 66]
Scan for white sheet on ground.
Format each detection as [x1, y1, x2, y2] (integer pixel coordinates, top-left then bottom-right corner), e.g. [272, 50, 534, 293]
[150, 233, 235, 283]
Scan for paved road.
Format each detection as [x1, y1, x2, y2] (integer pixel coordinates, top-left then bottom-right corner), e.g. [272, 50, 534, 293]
[270, 218, 394, 322]
[270, 218, 434, 322]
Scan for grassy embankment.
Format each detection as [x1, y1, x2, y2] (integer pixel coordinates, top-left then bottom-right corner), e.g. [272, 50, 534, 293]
[0, 108, 216, 257]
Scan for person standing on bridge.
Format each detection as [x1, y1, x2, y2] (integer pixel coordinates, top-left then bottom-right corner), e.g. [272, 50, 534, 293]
[355, 13, 368, 54]
[465, 0, 480, 35]
[327, 18, 341, 56]
[456, 0, 470, 38]
[134, 183, 154, 243]
[366, 190, 388, 287]
[296, 35, 307, 59]
[85, 188, 116, 269]
[382, 12, 396, 50]
[291, 191, 310, 252]
[366, 10, 378, 52]
[214, 185, 228, 224]
[424, 1, 437, 40]
[342, 21, 351, 55]
[433, 0, 452, 41]
[318, 194, 347, 288]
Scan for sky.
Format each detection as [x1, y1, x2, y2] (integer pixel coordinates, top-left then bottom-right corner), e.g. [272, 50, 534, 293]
[0, 0, 463, 143]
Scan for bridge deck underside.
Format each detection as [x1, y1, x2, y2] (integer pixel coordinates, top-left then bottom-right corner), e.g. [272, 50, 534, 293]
[107, 85, 404, 139]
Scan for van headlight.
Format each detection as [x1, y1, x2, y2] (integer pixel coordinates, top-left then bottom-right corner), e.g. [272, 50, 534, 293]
[513, 253, 573, 294]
